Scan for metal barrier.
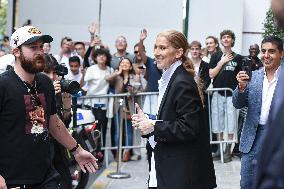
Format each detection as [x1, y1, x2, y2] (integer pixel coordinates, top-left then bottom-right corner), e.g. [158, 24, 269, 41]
[77, 92, 159, 171]
[206, 88, 238, 163]
[76, 88, 238, 169]
[107, 98, 130, 179]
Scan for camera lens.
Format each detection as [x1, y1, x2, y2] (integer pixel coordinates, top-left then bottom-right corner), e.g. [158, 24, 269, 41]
[60, 79, 80, 95]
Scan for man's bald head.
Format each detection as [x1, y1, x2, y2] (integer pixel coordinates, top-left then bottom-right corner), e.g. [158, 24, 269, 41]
[249, 44, 260, 58]
[249, 44, 259, 49]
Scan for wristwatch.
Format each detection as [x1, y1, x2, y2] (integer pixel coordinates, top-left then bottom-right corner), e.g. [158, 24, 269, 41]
[70, 143, 81, 153]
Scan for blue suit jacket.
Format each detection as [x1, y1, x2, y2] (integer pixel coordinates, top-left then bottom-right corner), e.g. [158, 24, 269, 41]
[254, 63, 284, 189]
[232, 68, 264, 153]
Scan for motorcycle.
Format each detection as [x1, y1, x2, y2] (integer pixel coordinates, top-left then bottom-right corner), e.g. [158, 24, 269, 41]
[67, 98, 104, 189]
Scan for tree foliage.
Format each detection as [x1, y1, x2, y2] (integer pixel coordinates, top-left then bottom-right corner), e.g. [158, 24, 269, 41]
[263, 8, 284, 41]
[0, 0, 8, 35]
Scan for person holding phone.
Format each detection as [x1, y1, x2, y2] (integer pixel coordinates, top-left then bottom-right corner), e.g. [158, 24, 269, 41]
[232, 43, 264, 157]
[232, 36, 283, 189]
[241, 57, 252, 81]
[132, 30, 216, 189]
[254, 1, 284, 188]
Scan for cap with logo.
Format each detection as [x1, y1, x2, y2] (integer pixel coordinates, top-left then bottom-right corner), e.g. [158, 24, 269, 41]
[10, 26, 53, 49]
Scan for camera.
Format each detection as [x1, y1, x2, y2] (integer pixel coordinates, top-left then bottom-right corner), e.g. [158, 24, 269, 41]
[242, 57, 252, 81]
[55, 64, 80, 95]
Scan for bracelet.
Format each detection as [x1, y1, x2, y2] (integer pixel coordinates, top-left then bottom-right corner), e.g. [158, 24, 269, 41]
[70, 143, 81, 153]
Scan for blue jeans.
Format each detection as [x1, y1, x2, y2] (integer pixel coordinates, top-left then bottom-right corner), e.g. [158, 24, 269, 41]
[114, 114, 133, 147]
[241, 124, 266, 189]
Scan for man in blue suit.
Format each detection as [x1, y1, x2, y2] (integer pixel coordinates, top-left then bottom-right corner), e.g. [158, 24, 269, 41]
[233, 36, 283, 189]
[254, 1, 284, 188]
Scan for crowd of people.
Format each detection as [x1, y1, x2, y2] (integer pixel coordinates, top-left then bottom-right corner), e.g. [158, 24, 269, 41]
[1, 0, 284, 187]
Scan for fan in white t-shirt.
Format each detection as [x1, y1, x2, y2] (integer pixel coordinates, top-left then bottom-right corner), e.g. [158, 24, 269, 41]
[84, 48, 113, 106]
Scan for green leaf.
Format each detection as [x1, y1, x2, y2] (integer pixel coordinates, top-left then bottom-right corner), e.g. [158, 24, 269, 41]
[263, 8, 284, 41]
[0, 1, 7, 35]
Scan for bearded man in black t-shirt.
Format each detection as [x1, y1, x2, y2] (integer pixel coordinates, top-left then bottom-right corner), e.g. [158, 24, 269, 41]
[208, 30, 243, 163]
[0, 26, 98, 189]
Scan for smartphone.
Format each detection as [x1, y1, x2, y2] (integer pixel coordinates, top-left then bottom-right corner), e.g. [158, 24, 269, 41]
[242, 57, 252, 81]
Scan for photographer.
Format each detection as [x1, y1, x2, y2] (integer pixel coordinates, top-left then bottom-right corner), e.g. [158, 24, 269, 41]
[43, 53, 74, 188]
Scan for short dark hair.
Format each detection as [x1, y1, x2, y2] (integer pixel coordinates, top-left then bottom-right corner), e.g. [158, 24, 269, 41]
[74, 41, 85, 48]
[43, 54, 59, 73]
[189, 41, 202, 49]
[220, 30, 236, 47]
[92, 48, 112, 66]
[261, 36, 283, 51]
[69, 56, 81, 65]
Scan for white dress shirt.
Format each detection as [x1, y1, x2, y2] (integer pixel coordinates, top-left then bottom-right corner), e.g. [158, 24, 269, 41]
[259, 66, 281, 125]
[148, 60, 182, 187]
[157, 60, 182, 111]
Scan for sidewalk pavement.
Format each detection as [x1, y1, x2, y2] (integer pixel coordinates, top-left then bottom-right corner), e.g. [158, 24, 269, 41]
[89, 148, 241, 189]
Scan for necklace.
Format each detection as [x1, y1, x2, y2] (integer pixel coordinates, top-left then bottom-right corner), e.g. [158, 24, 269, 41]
[12, 69, 38, 94]
[22, 80, 38, 94]
[22, 79, 45, 134]
[12, 70, 46, 134]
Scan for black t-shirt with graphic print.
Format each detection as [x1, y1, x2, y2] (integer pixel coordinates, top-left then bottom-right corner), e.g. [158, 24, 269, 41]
[0, 69, 57, 185]
[209, 51, 243, 96]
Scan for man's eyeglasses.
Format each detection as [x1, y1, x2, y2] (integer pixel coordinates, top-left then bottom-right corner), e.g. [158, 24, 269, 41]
[116, 40, 126, 44]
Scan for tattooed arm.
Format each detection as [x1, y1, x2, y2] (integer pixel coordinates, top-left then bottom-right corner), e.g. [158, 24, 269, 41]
[49, 114, 76, 150]
[49, 114, 98, 173]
